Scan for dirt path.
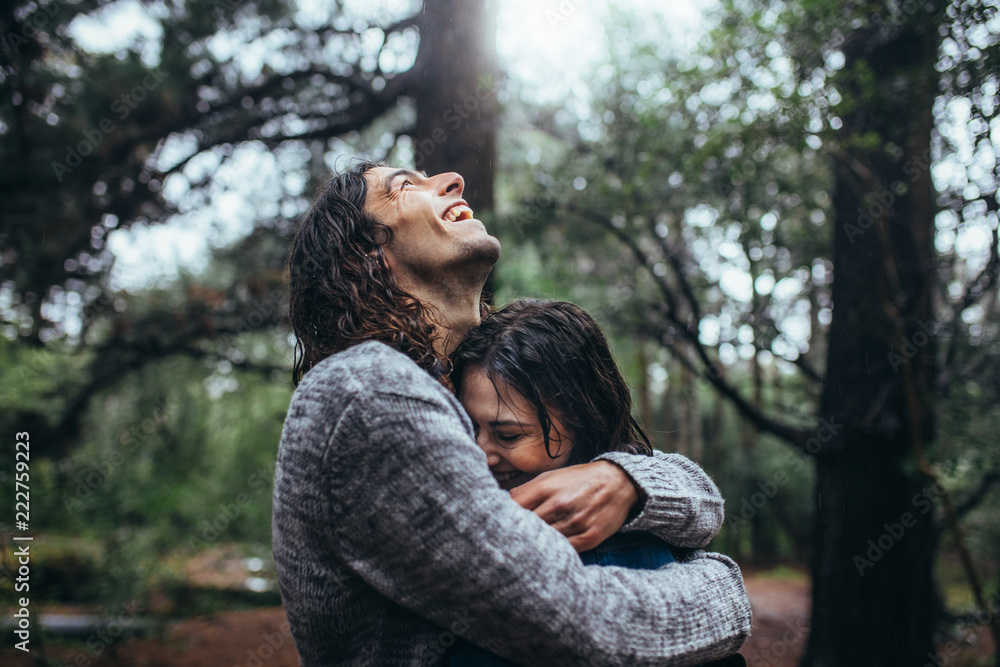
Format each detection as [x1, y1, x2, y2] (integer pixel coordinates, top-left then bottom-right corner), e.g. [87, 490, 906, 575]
[738, 568, 811, 667]
[1, 608, 298, 667]
[3, 570, 810, 666]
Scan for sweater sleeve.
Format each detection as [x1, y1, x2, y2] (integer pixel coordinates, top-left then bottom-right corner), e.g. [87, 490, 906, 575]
[594, 451, 725, 549]
[321, 375, 750, 666]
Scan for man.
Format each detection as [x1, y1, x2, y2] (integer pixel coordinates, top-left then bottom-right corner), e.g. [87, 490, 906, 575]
[273, 161, 751, 666]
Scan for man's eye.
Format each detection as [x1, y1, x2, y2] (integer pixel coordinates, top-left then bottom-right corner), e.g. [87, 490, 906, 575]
[400, 180, 412, 189]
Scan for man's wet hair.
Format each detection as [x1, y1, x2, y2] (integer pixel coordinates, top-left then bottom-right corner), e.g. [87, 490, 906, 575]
[287, 160, 489, 387]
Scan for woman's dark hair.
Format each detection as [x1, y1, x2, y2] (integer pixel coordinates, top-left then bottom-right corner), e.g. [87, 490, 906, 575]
[453, 299, 654, 465]
[287, 160, 489, 387]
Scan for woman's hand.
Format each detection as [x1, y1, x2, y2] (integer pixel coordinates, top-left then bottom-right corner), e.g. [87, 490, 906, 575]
[509, 461, 642, 551]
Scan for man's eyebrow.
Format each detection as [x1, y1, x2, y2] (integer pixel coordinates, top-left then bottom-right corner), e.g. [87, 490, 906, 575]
[384, 169, 428, 195]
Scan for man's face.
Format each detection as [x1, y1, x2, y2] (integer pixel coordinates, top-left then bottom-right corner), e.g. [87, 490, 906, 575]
[362, 166, 501, 284]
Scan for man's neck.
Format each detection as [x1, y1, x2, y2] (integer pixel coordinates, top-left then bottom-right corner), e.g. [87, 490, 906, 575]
[396, 273, 486, 359]
[428, 292, 483, 359]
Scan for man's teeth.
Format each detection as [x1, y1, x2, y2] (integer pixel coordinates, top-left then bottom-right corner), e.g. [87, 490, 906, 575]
[444, 205, 474, 222]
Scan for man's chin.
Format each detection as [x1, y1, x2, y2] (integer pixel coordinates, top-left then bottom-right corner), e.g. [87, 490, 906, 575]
[454, 236, 501, 284]
[471, 233, 501, 265]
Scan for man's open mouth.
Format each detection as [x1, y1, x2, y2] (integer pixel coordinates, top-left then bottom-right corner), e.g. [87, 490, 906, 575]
[491, 469, 521, 483]
[443, 204, 474, 222]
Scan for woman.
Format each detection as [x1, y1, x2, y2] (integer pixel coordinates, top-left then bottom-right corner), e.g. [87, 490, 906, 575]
[450, 299, 742, 665]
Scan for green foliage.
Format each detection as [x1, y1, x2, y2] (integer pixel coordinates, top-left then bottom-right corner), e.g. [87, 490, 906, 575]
[0, 0, 420, 341]
[0, 0, 440, 617]
[0, 339, 77, 422]
[494, 0, 1000, 588]
[1, 332, 289, 612]
[54, 354, 287, 540]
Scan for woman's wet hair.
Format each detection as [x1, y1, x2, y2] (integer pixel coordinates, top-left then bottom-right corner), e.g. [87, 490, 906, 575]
[453, 299, 654, 464]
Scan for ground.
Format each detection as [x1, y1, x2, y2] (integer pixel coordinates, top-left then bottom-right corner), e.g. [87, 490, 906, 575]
[738, 567, 811, 667]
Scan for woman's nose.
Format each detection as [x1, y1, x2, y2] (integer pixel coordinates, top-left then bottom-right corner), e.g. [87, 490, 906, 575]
[476, 435, 501, 466]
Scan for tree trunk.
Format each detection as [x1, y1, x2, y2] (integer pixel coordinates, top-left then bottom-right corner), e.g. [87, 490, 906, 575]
[661, 370, 677, 454]
[802, 17, 941, 667]
[706, 390, 725, 479]
[688, 370, 703, 463]
[411, 0, 498, 215]
[637, 344, 653, 437]
[739, 416, 756, 453]
[676, 366, 691, 458]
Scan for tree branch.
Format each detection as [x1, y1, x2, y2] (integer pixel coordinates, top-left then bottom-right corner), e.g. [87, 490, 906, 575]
[941, 202, 1000, 387]
[955, 470, 1000, 521]
[566, 204, 811, 448]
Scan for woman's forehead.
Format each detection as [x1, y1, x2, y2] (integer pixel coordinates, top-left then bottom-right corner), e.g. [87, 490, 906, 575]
[462, 368, 536, 419]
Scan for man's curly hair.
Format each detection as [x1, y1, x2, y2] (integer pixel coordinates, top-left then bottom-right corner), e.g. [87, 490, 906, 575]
[287, 160, 489, 389]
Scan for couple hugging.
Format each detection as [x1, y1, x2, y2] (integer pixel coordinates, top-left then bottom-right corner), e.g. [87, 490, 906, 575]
[272, 162, 752, 666]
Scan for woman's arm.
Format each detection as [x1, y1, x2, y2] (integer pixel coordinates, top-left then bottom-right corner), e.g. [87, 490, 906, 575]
[505, 453, 724, 551]
[594, 451, 726, 548]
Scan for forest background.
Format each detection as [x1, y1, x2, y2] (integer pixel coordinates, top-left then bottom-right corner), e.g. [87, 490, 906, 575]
[1, 0, 999, 665]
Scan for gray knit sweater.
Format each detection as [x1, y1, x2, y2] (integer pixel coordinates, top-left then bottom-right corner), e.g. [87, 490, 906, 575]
[272, 341, 751, 666]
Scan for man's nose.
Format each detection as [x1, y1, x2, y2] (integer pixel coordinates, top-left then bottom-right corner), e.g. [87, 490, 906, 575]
[431, 171, 464, 197]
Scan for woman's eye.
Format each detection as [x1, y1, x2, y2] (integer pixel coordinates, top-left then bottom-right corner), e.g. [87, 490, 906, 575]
[495, 433, 521, 444]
